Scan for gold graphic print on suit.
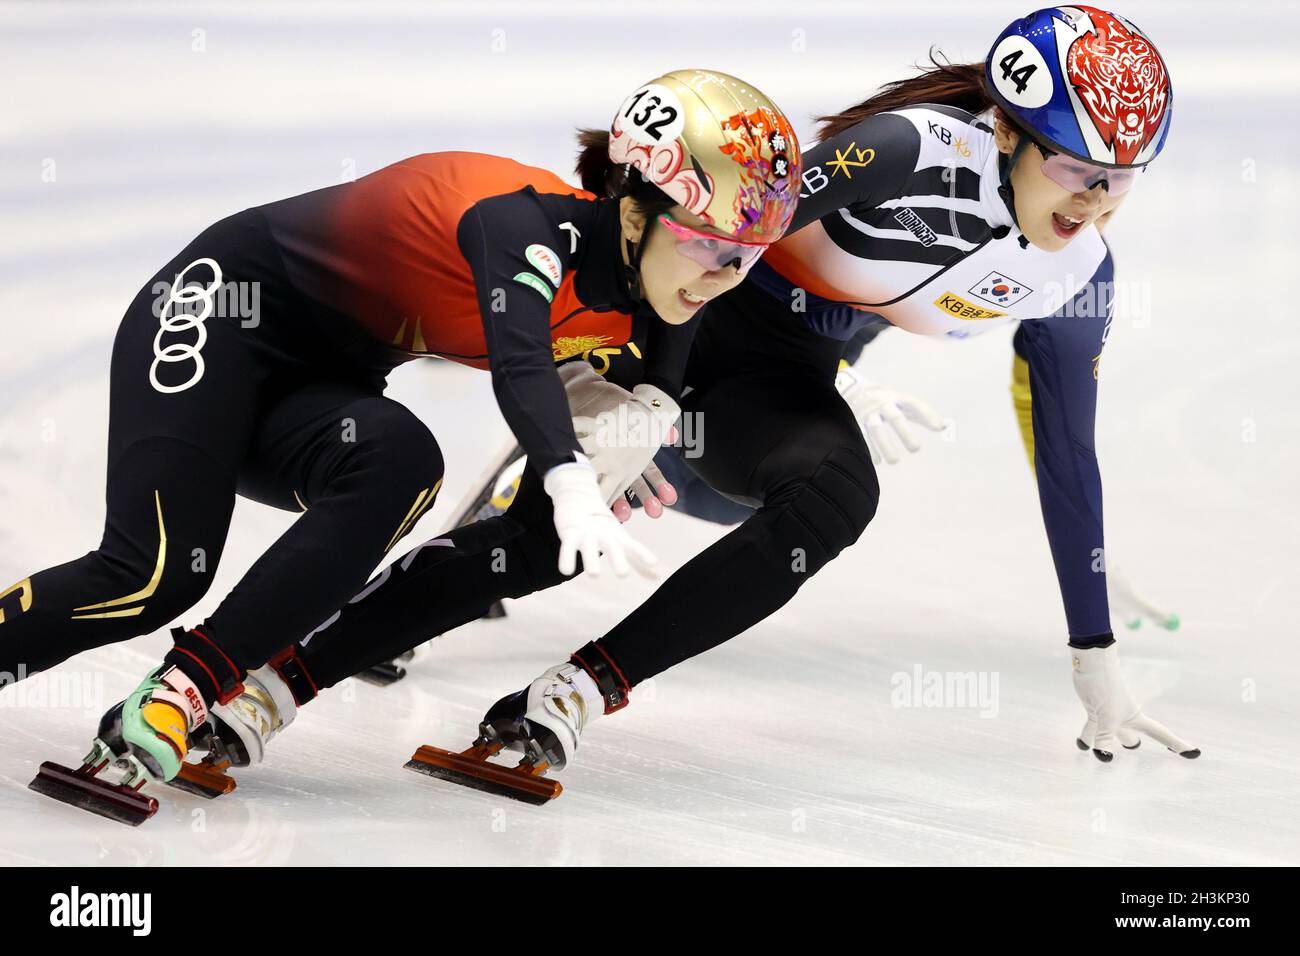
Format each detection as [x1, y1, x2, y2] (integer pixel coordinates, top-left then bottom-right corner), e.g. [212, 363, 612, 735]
[391, 317, 429, 354]
[0, 577, 34, 625]
[71, 490, 166, 620]
[553, 335, 613, 363]
[581, 340, 642, 376]
[826, 142, 875, 179]
[384, 478, 443, 553]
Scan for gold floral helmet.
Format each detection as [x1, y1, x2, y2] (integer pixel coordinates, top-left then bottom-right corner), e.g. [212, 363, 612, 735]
[608, 69, 801, 243]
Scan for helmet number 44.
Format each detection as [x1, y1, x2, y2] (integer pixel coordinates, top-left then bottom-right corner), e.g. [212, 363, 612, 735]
[999, 50, 1037, 95]
[990, 35, 1052, 109]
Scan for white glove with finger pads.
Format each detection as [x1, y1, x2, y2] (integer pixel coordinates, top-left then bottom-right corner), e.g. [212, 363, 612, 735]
[1070, 643, 1199, 762]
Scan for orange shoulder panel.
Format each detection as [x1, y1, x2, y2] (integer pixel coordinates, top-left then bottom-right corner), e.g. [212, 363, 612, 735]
[322, 152, 597, 360]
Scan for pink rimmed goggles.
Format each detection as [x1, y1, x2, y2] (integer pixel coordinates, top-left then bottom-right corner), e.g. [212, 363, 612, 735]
[1036, 144, 1144, 196]
[657, 214, 771, 273]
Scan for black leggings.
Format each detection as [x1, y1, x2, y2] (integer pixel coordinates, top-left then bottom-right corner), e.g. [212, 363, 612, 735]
[298, 279, 879, 689]
[0, 210, 443, 699]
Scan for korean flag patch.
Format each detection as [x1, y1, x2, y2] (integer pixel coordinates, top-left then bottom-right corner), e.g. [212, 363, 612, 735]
[969, 271, 1032, 308]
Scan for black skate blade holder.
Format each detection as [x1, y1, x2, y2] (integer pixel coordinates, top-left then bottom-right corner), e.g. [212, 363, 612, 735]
[357, 660, 408, 687]
[29, 747, 159, 827]
[405, 737, 562, 805]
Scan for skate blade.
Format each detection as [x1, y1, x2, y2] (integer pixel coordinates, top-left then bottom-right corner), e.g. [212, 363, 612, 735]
[166, 754, 237, 799]
[29, 761, 159, 826]
[405, 744, 561, 805]
[357, 661, 407, 687]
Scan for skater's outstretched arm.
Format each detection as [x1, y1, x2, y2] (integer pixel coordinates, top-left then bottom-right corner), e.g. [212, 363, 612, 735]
[1010, 333, 1179, 633]
[1014, 253, 1114, 644]
[1016, 256, 1196, 760]
[459, 194, 657, 580]
[457, 195, 588, 476]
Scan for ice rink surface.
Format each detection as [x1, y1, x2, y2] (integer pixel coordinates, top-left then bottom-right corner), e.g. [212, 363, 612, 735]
[2, 1, 1298, 865]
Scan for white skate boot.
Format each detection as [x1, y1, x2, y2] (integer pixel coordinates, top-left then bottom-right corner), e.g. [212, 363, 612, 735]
[406, 648, 626, 804]
[208, 663, 300, 767]
[165, 652, 314, 799]
[479, 662, 604, 772]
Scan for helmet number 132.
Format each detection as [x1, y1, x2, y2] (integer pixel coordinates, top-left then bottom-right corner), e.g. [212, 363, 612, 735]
[623, 89, 678, 142]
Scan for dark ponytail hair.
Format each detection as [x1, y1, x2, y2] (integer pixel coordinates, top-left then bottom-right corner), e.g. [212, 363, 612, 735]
[574, 128, 678, 219]
[816, 50, 1004, 142]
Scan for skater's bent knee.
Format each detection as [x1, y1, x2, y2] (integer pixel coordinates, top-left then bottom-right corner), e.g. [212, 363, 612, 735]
[773, 444, 878, 567]
[824, 444, 879, 523]
[335, 398, 445, 488]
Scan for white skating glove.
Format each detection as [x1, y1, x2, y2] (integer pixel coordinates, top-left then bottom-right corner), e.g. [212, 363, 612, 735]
[608, 453, 679, 523]
[1070, 643, 1199, 762]
[544, 455, 659, 579]
[835, 364, 946, 465]
[558, 361, 680, 518]
[1106, 562, 1181, 632]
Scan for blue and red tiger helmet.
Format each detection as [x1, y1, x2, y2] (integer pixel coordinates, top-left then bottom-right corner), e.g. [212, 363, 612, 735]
[985, 5, 1172, 169]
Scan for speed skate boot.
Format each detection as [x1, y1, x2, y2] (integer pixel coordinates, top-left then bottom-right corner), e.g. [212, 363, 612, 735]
[177, 647, 319, 798]
[406, 642, 630, 804]
[29, 665, 218, 825]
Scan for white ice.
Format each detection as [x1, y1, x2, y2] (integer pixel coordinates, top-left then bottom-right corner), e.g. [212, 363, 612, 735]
[1, 1, 1298, 866]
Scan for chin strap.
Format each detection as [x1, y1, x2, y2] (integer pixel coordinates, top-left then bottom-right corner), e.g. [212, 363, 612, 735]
[620, 186, 658, 305]
[623, 236, 644, 301]
[997, 137, 1029, 228]
[996, 139, 1033, 250]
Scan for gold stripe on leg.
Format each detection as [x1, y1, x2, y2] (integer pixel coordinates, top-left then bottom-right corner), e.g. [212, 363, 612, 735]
[384, 488, 431, 554]
[72, 490, 166, 616]
[71, 606, 147, 621]
[383, 478, 443, 554]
